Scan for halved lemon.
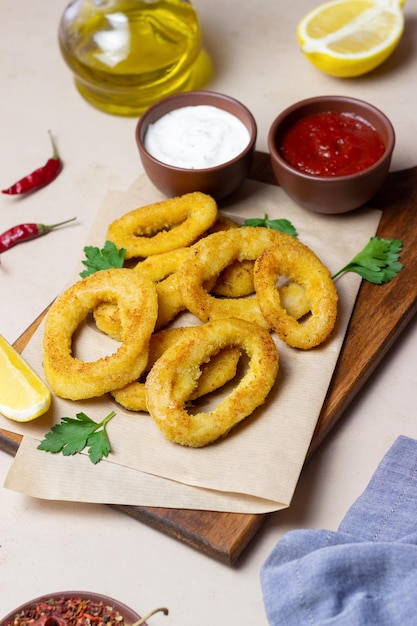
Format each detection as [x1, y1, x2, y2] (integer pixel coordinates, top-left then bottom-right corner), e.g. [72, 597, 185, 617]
[0, 334, 51, 422]
[297, 0, 406, 77]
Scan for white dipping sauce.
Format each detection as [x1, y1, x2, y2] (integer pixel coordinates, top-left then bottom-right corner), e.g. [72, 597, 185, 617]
[144, 105, 251, 169]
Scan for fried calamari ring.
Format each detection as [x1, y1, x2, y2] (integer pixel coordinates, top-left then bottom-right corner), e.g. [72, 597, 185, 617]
[254, 243, 338, 349]
[106, 192, 218, 259]
[136, 247, 193, 328]
[212, 259, 255, 298]
[206, 213, 239, 234]
[93, 247, 191, 339]
[207, 213, 257, 298]
[43, 268, 158, 400]
[212, 262, 313, 307]
[280, 282, 311, 320]
[177, 227, 296, 328]
[111, 327, 241, 412]
[92, 300, 126, 342]
[94, 244, 225, 339]
[135, 246, 191, 279]
[145, 318, 279, 447]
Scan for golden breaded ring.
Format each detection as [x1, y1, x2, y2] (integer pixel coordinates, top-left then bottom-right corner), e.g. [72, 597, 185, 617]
[212, 262, 314, 309]
[93, 247, 191, 339]
[280, 282, 311, 320]
[111, 327, 241, 412]
[145, 318, 279, 447]
[94, 272, 198, 340]
[206, 213, 239, 233]
[118, 251, 191, 328]
[207, 216, 310, 312]
[212, 259, 255, 298]
[43, 268, 158, 400]
[208, 214, 256, 298]
[92, 300, 125, 342]
[153, 273, 185, 330]
[135, 246, 190, 278]
[254, 243, 338, 349]
[136, 247, 191, 328]
[106, 192, 218, 259]
[177, 227, 298, 328]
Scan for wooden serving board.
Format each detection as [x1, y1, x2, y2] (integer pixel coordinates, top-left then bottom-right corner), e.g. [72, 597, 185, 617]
[1, 151, 417, 565]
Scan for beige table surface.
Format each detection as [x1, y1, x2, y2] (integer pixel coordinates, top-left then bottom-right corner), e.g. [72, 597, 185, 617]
[1, 1, 417, 624]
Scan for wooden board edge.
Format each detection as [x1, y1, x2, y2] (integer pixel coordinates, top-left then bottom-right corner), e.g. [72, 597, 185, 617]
[110, 504, 266, 566]
[309, 294, 417, 456]
[0, 429, 21, 456]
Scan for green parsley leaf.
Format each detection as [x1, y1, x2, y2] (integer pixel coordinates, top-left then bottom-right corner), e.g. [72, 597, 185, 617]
[86, 430, 112, 464]
[38, 411, 115, 464]
[243, 214, 298, 237]
[80, 240, 126, 278]
[332, 237, 403, 284]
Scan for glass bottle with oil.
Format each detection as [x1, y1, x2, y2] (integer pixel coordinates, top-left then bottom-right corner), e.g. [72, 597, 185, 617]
[58, 0, 212, 116]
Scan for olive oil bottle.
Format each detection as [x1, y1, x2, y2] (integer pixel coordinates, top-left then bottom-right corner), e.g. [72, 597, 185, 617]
[58, 0, 212, 116]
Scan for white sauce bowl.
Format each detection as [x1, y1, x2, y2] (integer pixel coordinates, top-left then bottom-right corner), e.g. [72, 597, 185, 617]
[136, 90, 257, 201]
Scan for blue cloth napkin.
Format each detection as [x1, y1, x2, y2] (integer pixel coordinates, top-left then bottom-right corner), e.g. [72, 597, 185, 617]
[260, 436, 417, 625]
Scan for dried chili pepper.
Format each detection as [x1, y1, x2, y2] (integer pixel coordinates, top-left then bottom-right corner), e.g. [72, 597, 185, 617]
[2, 131, 63, 195]
[0, 217, 76, 254]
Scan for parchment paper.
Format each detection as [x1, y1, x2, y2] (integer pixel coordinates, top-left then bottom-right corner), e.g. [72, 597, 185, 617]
[1, 176, 382, 513]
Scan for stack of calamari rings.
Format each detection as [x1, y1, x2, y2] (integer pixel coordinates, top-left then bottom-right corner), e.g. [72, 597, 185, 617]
[43, 192, 338, 448]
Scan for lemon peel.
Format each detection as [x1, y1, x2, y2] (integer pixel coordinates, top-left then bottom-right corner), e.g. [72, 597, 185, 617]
[0, 334, 51, 422]
[297, 0, 406, 77]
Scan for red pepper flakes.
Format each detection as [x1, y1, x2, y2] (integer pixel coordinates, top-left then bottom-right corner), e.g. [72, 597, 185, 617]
[2, 131, 63, 195]
[5, 597, 126, 626]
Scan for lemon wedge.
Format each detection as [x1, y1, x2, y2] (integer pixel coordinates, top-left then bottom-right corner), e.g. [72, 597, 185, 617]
[0, 334, 51, 422]
[297, 0, 406, 77]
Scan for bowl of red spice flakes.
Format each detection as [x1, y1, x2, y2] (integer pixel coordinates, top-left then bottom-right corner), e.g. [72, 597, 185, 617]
[268, 95, 395, 214]
[0, 592, 168, 626]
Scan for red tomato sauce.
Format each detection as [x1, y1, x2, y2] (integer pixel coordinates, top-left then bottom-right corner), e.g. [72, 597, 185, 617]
[279, 111, 386, 177]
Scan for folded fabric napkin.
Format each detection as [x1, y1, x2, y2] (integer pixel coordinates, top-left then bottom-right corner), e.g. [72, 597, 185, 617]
[260, 435, 417, 625]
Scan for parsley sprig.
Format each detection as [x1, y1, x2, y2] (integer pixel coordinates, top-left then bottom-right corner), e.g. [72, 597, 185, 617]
[245, 215, 403, 285]
[244, 214, 298, 237]
[332, 237, 403, 284]
[38, 411, 115, 464]
[80, 240, 126, 278]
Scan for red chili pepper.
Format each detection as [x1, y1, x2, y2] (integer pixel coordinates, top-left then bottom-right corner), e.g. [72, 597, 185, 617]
[0, 217, 76, 254]
[2, 131, 63, 195]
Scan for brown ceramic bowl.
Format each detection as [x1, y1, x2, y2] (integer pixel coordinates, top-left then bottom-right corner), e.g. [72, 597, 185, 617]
[136, 90, 257, 201]
[268, 95, 395, 214]
[0, 591, 145, 626]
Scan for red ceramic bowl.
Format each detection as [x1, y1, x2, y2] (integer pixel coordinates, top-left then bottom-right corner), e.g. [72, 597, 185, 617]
[136, 90, 257, 201]
[0, 591, 144, 626]
[268, 95, 395, 214]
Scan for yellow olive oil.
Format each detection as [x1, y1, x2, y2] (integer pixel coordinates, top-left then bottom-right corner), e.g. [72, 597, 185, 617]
[58, 0, 212, 116]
